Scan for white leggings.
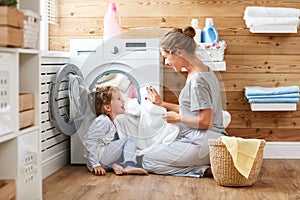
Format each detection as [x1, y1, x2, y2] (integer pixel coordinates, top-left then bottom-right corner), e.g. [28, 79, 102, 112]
[100, 137, 137, 170]
[142, 129, 223, 177]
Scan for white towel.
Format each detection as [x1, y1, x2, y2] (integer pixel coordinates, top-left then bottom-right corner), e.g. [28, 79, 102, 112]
[244, 17, 300, 28]
[244, 6, 300, 17]
[115, 99, 179, 156]
[222, 110, 231, 129]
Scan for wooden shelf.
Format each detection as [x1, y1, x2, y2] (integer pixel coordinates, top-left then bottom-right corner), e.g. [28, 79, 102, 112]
[204, 61, 226, 71]
[249, 24, 298, 33]
[0, 48, 42, 200]
[250, 103, 297, 111]
[0, 1, 42, 199]
[0, 132, 18, 144]
[181, 61, 226, 72]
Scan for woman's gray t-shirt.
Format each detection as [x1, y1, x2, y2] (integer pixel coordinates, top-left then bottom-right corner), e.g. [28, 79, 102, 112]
[178, 68, 226, 135]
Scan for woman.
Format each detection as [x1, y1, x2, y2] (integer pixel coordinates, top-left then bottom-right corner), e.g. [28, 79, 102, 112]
[142, 27, 227, 177]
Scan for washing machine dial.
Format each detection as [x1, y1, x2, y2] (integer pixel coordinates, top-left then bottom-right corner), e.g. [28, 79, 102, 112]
[111, 46, 119, 54]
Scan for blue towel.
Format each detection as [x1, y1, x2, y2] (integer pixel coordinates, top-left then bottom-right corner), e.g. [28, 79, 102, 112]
[245, 86, 300, 98]
[246, 93, 300, 99]
[248, 97, 299, 103]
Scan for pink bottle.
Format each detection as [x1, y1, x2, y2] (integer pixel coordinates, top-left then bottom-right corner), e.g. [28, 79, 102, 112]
[103, 2, 121, 40]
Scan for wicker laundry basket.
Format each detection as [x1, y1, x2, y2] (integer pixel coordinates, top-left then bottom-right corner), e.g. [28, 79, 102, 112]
[208, 139, 265, 187]
[22, 9, 41, 49]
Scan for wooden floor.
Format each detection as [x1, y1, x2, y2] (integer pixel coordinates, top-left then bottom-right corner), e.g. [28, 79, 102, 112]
[43, 159, 300, 200]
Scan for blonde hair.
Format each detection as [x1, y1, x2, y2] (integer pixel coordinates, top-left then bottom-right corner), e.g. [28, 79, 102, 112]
[94, 86, 119, 116]
[160, 26, 197, 54]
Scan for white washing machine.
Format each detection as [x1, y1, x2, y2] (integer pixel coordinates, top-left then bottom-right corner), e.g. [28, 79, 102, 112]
[49, 38, 162, 164]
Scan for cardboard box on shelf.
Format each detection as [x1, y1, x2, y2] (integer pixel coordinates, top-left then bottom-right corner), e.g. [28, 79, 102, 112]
[0, 6, 24, 28]
[19, 93, 34, 112]
[19, 109, 35, 129]
[0, 26, 23, 48]
[0, 179, 16, 200]
[0, 6, 24, 47]
[19, 93, 34, 129]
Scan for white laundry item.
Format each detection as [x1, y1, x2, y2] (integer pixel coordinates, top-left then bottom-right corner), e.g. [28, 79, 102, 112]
[97, 73, 131, 93]
[115, 99, 179, 156]
[138, 100, 179, 148]
[244, 17, 300, 28]
[222, 110, 231, 129]
[124, 98, 141, 116]
[244, 6, 300, 18]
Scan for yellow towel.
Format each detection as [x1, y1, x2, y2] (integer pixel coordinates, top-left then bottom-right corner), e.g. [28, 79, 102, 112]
[219, 136, 262, 178]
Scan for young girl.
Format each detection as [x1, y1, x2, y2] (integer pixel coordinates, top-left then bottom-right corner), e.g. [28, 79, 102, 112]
[84, 86, 148, 176]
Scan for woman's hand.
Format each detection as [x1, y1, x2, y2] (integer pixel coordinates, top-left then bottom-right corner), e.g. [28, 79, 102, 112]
[163, 109, 213, 129]
[163, 111, 181, 123]
[93, 166, 106, 176]
[146, 86, 163, 106]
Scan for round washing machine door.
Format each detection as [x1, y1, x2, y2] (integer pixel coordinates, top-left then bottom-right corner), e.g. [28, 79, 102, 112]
[49, 64, 94, 136]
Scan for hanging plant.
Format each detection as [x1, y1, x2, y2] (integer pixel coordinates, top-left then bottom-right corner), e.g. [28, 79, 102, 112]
[0, 0, 17, 8]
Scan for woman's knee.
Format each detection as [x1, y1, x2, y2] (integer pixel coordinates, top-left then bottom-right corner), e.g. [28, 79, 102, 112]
[198, 145, 210, 160]
[141, 154, 154, 171]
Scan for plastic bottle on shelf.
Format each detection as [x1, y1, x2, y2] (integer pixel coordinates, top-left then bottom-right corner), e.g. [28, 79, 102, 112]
[201, 18, 219, 43]
[191, 18, 201, 44]
[103, 2, 121, 40]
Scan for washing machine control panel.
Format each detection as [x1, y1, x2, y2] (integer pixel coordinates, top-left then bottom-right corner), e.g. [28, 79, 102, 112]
[125, 42, 146, 50]
[103, 39, 158, 60]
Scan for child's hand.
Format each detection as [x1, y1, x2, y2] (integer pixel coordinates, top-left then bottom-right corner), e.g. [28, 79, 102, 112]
[93, 166, 106, 176]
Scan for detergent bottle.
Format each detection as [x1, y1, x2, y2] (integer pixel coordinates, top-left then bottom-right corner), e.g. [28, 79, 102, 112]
[191, 18, 201, 44]
[201, 18, 219, 43]
[103, 2, 121, 40]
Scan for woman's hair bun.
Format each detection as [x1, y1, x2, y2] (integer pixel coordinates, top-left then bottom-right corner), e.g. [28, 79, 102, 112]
[169, 28, 183, 34]
[182, 26, 196, 39]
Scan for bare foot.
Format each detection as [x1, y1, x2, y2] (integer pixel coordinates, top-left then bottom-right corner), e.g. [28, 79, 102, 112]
[123, 166, 148, 175]
[112, 164, 124, 175]
[204, 167, 213, 178]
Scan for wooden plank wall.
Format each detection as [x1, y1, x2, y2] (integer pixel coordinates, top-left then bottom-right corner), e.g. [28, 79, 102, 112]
[49, 0, 300, 142]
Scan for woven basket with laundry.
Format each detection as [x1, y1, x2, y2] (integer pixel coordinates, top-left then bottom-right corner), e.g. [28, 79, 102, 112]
[197, 40, 226, 62]
[208, 137, 266, 187]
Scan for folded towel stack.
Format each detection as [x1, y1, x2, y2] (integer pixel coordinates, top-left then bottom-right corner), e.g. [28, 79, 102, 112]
[243, 6, 300, 28]
[244, 86, 300, 103]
